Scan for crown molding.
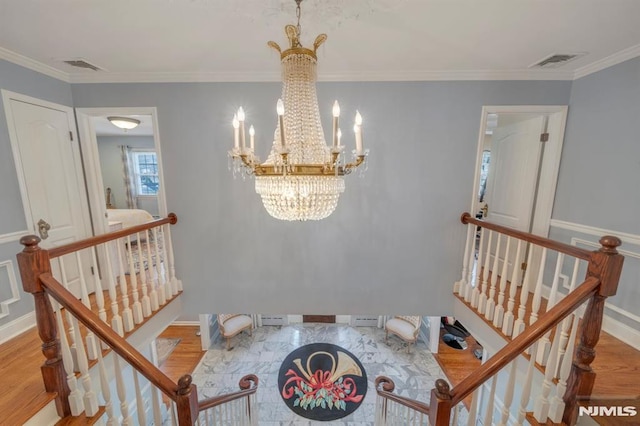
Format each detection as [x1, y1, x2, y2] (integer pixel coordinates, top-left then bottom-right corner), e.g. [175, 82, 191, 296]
[573, 43, 640, 80]
[68, 68, 574, 84]
[0, 46, 70, 82]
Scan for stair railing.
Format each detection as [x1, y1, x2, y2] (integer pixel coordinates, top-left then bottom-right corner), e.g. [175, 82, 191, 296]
[375, 376, 430, 425]
[17, 214, 259, 425]
[375, 212, 624, 426]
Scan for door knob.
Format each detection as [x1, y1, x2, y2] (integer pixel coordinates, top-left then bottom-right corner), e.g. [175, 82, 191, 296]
[37, 219, 51, 240]
[481, 203, 489, 218]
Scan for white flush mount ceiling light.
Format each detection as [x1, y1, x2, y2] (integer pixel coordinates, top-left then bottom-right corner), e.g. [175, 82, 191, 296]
[228, 0, 369, 221]
[108, 116, 141, 130]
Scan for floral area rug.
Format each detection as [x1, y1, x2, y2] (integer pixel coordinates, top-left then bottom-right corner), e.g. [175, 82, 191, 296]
[126, 233, 164, 275]
[278, 343, 367, 421]
[157, 337, 180, 365]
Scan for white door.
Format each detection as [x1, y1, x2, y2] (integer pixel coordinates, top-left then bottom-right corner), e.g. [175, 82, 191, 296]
[483, 116, 546, 232]
[5, 92, 93, 296]
[482, 115, 546, 281]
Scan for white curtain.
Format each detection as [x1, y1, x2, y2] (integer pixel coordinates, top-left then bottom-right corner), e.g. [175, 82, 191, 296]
[120, 145, 138, 209]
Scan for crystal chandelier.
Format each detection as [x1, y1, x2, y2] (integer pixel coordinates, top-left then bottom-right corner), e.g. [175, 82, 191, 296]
[228, 0, 369, 221]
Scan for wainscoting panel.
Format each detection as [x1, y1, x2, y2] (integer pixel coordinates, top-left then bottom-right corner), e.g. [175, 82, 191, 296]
[0, 260, 20, 320]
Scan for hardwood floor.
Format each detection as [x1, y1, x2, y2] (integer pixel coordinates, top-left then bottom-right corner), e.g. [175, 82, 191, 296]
[157, 325, 206, 384]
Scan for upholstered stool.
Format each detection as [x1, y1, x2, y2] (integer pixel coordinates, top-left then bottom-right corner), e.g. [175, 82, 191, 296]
[385, 316, 421, 353]
[217, 314, 253, 350]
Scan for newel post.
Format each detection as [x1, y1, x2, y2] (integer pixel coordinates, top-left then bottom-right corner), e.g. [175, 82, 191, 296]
[176, 374, 199, 425]
[16, 235, 71, 417]
[429, 379, 453, 426]
[563, 236, 624, 425]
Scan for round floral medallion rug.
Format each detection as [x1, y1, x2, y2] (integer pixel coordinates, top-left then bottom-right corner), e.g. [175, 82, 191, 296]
[278, 343, 368, 421]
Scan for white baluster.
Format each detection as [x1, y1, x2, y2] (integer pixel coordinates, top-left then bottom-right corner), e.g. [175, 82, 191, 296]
[150, 383, 163, 426]
[104, 242, 124, 336]
[516, 342, 538, 425]
[485, 234, 502, 321]
[116, 239, 134, 332]
[146, 229, 159, 311]
[556, 258, 581, 373]
[137, 232, 152, 318]
[464, 225, 479, 303]
[171, 400, 178, 425]
[164, 223, 182, 294]
[534, 323, 562, 422]
[502, 239, 523, 336]
[529, 248, 548, 325]
[466, 387, 479, 426]
[126, 235, 144, 325]
[512, 244, 535, 337]
[456, 225, 474, 296]
[471, 228, 487, 308]
[536, 252, 565, 365]
[75, 251, 98, 360]
[483, 375, 498, 426]
[158, 226, 173, 300]
[72, 316, 99, 416]
[153, 227, 167, 305]
[478, 230, 493, 314]
[57, 257, 79, 371]
[451, 403, 459, 426]
[90, 247, 107, 322]
[96, 343, 116, 426]
[113, 355, 133, 425]
[497, 361, 517, 426]
[493, 236, 512, 328]
[548, 311, 580, 422]
[54, 301, 83, 416]
[133, 370, 148, 426]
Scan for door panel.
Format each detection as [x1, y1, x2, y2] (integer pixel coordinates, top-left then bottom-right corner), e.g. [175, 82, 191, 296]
[8, 97, 93, 296]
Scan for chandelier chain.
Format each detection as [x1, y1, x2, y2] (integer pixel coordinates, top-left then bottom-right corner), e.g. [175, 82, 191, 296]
[295, 0, 302, 43]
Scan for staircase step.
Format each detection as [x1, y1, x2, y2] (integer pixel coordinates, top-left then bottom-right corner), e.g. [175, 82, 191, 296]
[55, 406, 106, 425]
[526, 412, 567, 425]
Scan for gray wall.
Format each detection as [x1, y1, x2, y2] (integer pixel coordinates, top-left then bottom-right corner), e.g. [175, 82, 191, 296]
[0, 59, 73, 327]
[550, 57, 640, 330]
[71, 80, 571, 316]
[97, 135, 157, 214]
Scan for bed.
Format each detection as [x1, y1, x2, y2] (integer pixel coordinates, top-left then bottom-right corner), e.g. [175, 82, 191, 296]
[106, 208, 154, 229]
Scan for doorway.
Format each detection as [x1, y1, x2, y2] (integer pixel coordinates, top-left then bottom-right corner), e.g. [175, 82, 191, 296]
[303, 315, 336, 323]
[76, 108, 167, 236]
[471, 106, 568, 237]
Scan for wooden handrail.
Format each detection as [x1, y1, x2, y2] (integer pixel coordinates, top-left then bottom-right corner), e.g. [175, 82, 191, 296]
[375, 376, 431, 414]
[461, 212, 593, 260]
[198, 374, 259, 412]
[449, 276, 600, 405]
[39, 272, 180, 399]
[48, 213, 178, 259]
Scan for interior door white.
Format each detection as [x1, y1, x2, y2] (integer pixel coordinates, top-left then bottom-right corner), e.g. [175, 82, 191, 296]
[7, 95, 93, 296]
[482, 115, 546, 282]
[483, 116, 546, 232]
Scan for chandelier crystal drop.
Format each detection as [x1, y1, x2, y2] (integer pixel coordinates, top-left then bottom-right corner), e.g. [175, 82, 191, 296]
[228, 0, 368, 221]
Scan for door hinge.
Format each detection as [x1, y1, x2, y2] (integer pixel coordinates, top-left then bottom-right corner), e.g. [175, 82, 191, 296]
[90, 266, 95, 275]
[521, 262, 528, 271]
[540, 132, 549, 142]
[69, 131, 73, 141]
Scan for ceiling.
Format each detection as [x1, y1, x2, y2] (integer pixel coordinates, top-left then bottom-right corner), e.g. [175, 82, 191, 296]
[1, 0, 640, 83]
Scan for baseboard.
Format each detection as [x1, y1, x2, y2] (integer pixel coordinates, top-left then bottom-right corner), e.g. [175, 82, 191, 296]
[602, 314, 640, 351]
[0, 310, 36, 344]
[171, 320, 200, 326]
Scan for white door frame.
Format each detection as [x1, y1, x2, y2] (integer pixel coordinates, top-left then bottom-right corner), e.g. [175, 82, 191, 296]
[1, 89, 93, 242]
[470, 105, 568, 237]
[75, 107, 168, 235]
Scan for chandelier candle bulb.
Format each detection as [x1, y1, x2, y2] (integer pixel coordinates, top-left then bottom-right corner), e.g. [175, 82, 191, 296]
[354, 111, 363, 154]
[237, 107, 246, 151]
[249, 125, 255, 152]
[332, 100, 340, 148]
[232, 114, 240, 150]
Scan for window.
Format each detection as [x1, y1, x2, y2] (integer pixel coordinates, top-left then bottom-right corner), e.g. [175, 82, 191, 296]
[132, 151, 159, 196]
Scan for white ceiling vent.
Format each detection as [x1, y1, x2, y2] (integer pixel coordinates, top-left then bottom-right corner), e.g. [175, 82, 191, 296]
[530, 52, 586, 69]
[61, 58, 103, 71]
